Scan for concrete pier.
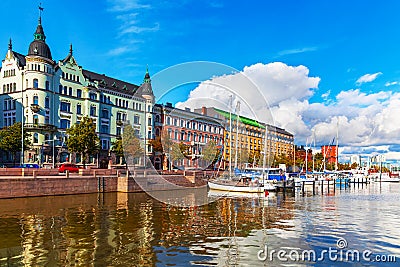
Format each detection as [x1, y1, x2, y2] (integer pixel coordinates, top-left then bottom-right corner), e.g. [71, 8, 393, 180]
[0, 168, 208, 199]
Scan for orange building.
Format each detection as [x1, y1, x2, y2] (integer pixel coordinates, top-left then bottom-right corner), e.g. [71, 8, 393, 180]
[321, 145, 338, 164]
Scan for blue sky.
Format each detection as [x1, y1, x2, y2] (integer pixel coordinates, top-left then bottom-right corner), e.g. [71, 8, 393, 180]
[1, 0, 400, 161]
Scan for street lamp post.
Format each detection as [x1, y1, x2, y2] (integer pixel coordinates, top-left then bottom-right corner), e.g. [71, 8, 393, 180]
[21, 72, 24, 165]
[44, 135, 57, 168]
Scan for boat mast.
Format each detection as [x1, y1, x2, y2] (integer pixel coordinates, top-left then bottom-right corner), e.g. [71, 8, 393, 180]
[305, 138, 308, 178]
[312, 129, 316, 173]
[335, 119, 339, 171]
[229, 95, 233, 178]
[234, 101, 240, 170]
[262, 125, 268, 183]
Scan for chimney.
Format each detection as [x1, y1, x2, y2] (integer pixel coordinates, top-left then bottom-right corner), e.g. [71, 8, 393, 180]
[202, 106, 207, 115]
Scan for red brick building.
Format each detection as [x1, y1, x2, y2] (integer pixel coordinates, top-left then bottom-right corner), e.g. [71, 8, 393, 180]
[152, 103, 224, 170]
[321, 145, 338, 164]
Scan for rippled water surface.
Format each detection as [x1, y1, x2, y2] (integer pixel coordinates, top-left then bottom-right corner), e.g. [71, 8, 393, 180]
[0, 183, 399, 266]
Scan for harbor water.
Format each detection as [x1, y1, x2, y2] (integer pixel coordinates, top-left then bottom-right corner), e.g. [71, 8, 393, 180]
[0, 182, 399, 266]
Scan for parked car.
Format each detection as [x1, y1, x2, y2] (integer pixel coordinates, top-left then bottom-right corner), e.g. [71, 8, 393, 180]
[58, 163, 81, 173]
[15, 163, 40, 168]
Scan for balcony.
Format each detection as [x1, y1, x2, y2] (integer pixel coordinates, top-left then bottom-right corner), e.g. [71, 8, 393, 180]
[116, 119, 130, 126]
[30, 104, 40, 113]
[101, 117, 110, 125]
[24, 123, 58, 132]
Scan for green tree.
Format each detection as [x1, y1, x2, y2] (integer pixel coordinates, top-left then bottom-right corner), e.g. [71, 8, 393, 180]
[149, 135, 163, 153]
[202, 140, 220, 167]
[111, 137, 124, 164]
[121, 124, 143, 168]
[66, 116, 100, 168]
[0, 122, 31, 166]
[170, 142, 185, 166]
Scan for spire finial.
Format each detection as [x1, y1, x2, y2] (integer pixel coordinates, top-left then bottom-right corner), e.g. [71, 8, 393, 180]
[69, 43, 73, 55]
[144, 65, 151, 83]
[8, 38, 12, 50]
[38, 3, 44, 24]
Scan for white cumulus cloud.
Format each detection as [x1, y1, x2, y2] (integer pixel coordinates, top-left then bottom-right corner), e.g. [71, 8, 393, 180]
[175, 62, 400, 161]
[356, 72, 382, 84]
[385, 81, 398, 87]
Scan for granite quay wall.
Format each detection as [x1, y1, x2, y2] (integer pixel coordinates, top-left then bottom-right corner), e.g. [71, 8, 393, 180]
[0, 169, 209, 199]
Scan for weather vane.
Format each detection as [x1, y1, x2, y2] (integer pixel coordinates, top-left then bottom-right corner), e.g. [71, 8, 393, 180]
[39, 3, 44, 17]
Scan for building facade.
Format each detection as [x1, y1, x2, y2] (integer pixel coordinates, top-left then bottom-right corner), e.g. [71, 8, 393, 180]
[195, 107, 294, 169]
[0, 15, 153, 166]
[153, 103, 224, 170]
[321, 145, 338, 166]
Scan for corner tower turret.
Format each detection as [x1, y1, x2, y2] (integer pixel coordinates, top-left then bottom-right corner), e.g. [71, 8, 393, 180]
[27, 6, 52, 60]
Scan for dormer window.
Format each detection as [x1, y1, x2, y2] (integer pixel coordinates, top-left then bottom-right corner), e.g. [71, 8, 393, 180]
[112, 82, 117, 88]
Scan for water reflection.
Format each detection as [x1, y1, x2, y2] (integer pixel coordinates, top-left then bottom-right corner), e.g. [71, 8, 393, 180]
[0, 183, 399, 266]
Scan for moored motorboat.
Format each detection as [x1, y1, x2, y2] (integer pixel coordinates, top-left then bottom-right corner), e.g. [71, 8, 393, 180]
[208, 178, 276, 193]
[370, 173, 400, 182]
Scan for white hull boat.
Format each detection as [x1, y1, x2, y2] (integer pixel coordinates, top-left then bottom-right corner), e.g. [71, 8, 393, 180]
[208, 180, 276, 193]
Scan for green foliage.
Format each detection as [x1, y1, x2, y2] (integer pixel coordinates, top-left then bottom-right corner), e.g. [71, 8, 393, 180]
[66, 116, 99, 167]
[160, 129, 173, 153]
[121, 124, 143, 166]
[170, 142, 186, 162]
[149, 135, 163, 152]
[111, 137, 124, 158]
[0, 122, 31, 165]
[202, 140, 219, 164]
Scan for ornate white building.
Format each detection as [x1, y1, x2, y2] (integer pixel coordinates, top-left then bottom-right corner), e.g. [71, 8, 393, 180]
[0, 14, 154, 166]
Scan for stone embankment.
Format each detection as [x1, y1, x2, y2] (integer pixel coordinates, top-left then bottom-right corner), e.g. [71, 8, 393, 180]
[0, 168, 211, 199]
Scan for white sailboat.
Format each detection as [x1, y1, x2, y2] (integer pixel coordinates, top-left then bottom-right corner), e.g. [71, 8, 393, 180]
[208, 100, 276, 193]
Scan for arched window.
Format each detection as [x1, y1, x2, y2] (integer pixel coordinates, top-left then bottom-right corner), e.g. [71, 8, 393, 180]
[33, 115, 38, 124]
[60, 119, 70, 129]
[45, 81, 50, 90]
[33, 79, 38, 88]
[155, 128, 160, 136]
[45, 97, 49, 108]
[155, 115, 160, 123]
[13, 83, 16, 92]
[101, 109, 109, 119]
[58, 85, 63, 94]
[33, 133, 38, 143]
[33, 95, 38, 105]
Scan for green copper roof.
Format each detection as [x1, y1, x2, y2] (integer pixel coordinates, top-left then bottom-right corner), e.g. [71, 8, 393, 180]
[214, 108, 265, 128]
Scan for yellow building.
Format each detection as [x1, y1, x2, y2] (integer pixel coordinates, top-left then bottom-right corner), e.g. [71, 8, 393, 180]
[194, 107, 294, 168]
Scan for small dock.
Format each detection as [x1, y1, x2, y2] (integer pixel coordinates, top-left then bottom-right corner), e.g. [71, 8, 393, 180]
[275, 178, 370, 197]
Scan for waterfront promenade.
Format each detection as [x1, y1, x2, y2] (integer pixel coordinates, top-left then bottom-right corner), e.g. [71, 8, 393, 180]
[0, 168, 209, 199]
